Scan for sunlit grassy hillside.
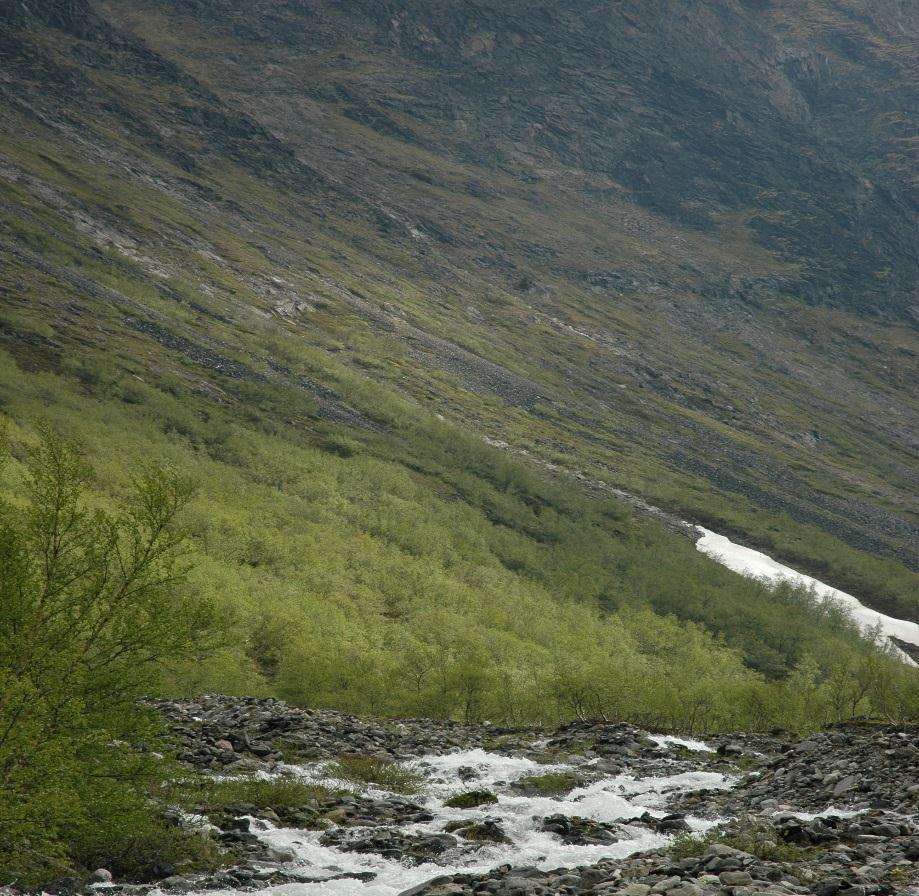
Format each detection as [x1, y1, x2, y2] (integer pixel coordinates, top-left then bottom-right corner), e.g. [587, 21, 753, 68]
[3, 347, 918, 733]
[1, 0, 917, 730]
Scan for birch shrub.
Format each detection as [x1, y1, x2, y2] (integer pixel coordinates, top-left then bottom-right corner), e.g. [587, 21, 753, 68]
[0, 428, 221, 885]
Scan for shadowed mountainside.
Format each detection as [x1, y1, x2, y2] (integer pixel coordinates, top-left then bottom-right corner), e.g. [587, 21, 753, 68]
[0, 0, 917, 611]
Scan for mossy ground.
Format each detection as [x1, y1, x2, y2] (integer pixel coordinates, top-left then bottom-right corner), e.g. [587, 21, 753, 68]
[512, 773, 583, 797]
[444, 790, 499, 809]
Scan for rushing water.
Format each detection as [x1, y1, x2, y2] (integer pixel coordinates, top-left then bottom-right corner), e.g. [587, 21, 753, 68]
[169, 748, 729, 896]
[148, 521, 919, 896]
[694, 527, 919, 663]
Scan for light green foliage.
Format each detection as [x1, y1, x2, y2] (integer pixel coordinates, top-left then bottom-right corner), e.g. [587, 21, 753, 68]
[1, 366, 917, 746]
[0, 428, 221, 885]
[328, 756, 424, 794]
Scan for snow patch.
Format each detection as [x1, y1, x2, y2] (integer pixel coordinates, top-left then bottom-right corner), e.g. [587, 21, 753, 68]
[694, 527, 919, 664]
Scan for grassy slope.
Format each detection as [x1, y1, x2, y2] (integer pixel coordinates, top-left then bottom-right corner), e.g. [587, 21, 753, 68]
[98, 0, 918, 589]
[0, 4, 917, 726]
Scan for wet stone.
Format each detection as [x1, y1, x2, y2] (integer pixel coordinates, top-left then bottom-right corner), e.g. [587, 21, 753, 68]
[137, 697, 919, 896]
[540, 813, 621, 845]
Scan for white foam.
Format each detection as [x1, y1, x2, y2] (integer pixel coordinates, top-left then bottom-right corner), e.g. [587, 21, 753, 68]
[694, 527, 919, 664]
[164, 749, 730, 896]
[648, 734, 715, 753]
[766, 806, 861, 821]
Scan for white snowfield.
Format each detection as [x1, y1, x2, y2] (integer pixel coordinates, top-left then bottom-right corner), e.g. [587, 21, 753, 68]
[694, 527, 919, 664]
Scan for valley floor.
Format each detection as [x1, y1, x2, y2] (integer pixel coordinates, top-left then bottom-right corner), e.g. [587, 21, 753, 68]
[78, 696, 919, 896]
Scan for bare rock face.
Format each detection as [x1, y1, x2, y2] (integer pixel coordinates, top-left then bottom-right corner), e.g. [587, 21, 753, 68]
[0, 0, 105, 38]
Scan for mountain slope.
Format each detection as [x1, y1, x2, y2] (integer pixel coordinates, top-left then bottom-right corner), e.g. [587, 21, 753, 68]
[0, 0, 916, 636]
[126, 0, 917, 309]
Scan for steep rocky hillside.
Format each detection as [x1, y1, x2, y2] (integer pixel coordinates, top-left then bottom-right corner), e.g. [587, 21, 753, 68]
[0, 0, 916, 610]
[121, 0, 918, 313]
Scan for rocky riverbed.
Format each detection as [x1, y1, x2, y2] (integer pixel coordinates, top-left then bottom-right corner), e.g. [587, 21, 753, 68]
[74, 697, 919, 896]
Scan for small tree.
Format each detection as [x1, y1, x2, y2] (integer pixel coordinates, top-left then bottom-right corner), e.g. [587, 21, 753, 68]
[0, 426, 218, 884]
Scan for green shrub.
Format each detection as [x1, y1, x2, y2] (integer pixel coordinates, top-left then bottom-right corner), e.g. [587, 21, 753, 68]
[328, 756, 423, 794]
[0, 428, 221, 886]
[669, 832, 709, 859]
[670, 824, 808, 863]
[67, 783, 223, 882]
[720, 826, 808, 862]
[444, 789, 499, 809]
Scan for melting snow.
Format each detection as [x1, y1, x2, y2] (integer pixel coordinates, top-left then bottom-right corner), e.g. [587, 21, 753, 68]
[694, 527, 919, 664]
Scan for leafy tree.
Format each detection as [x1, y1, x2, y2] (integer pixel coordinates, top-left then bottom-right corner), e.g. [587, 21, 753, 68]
[0, 426, 219, 885]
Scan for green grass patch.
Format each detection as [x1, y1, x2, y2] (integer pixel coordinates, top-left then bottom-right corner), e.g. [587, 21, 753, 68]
[327, 756, 424, 794]
[670, 825, 810, 863]
[180, 774, 339, 817]
[511, 772, 582, 797]
[444, 789, 499, 809]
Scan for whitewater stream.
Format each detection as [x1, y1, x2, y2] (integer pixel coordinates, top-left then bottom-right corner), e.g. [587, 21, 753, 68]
[174, 744, 729, 896]
[143, 523, 919, 896]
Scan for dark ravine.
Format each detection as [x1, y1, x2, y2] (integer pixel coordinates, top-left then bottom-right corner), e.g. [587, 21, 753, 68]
[45, 696, 916, 896]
